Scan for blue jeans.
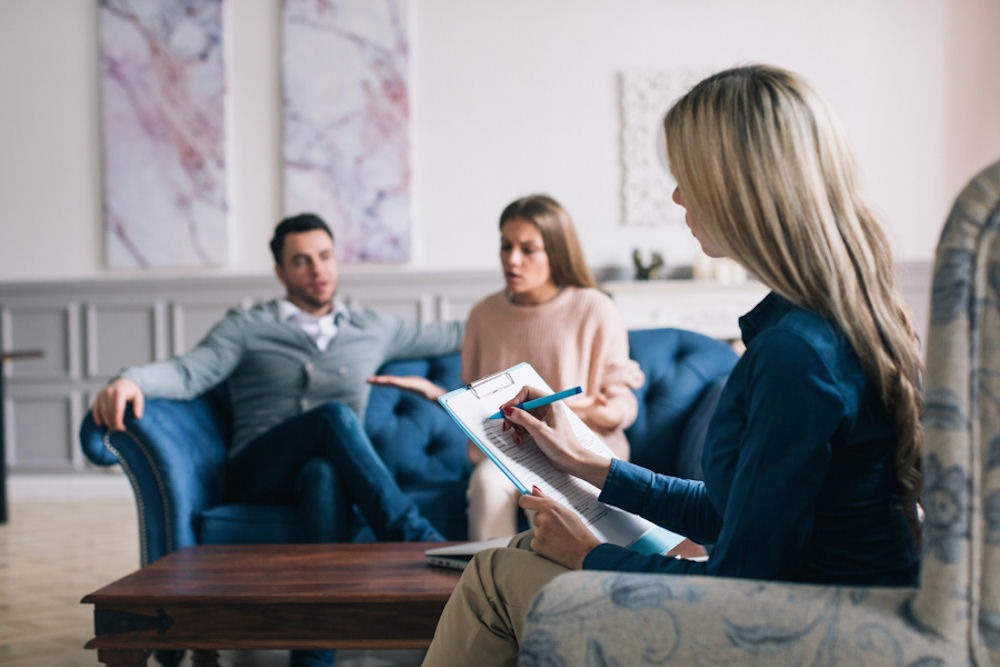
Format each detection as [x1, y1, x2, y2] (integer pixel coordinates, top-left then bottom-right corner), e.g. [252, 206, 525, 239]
[225, 402, 444, 667]
[226, 401, 444, 542]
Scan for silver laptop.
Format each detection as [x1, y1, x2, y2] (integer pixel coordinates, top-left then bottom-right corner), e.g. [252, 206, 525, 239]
[424, 536, 513, 570]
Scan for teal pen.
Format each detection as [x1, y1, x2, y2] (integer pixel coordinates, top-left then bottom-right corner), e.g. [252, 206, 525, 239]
[487, 386, 583, 420]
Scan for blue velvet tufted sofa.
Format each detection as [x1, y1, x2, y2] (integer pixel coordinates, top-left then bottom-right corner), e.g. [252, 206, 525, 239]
[80, 327, 738, 567]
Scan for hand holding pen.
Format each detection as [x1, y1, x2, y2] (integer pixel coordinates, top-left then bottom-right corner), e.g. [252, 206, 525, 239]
[487, 386, 582, 419]
[497, 385, 613, 489]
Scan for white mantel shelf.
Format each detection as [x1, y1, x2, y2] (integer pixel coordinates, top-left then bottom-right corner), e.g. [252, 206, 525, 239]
[601, 279, 770, 341]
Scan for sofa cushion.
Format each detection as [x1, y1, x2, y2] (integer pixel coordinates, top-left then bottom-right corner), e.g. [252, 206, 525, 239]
[199, 503, 305, 545]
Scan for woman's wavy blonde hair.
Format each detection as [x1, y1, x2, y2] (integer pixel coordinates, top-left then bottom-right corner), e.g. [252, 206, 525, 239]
[664, 64, 923, 541]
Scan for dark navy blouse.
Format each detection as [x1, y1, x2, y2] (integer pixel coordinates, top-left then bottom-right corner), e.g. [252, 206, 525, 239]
[583, 292, 919, 586]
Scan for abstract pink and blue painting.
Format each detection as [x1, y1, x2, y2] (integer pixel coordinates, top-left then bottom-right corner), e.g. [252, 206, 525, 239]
[99, 0, 227, 268]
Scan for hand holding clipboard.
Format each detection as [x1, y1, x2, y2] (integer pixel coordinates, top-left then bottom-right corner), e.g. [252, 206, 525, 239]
[438, 362, 684, 555]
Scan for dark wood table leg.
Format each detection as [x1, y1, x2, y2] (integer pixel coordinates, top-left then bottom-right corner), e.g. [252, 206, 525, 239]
[0, 363, 6, 523]
[95, 648, 150, 666]
[0, 350, 44, 524]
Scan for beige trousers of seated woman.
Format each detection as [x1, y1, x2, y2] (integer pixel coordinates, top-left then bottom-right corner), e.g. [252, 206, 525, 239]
[422, 531, 567, 667]
[466, 459, 523, 540]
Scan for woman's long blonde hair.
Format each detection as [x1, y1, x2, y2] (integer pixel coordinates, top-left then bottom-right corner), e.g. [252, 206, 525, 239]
[664, 64, 923, 541]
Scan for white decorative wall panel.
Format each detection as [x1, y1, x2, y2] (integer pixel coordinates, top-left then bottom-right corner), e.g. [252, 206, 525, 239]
[619, 69, 709, 227]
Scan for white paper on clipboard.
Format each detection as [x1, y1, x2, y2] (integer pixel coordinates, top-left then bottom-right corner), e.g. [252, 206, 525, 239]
[438, 362, 684, 555]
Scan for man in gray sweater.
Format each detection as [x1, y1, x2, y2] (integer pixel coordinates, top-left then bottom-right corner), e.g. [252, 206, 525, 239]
[90, 213, 463, 666]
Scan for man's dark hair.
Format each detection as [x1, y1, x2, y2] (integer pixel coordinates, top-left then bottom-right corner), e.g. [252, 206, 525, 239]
[269, 213, 334, 265]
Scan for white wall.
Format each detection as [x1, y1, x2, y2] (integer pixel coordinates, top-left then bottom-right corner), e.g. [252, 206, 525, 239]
[2, 0, 998, 282]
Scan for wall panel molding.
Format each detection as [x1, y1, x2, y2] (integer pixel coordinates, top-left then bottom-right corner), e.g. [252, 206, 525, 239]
[0, 261, 931, 474]
[0, 270, 499, 473]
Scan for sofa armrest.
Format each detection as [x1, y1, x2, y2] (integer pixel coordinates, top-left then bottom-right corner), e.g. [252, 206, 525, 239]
[79, 394, 229, 564]
[520, 571, 949, 665]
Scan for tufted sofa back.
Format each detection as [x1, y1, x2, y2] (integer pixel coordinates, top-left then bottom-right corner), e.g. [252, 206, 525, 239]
[365, 327, 740, 480]
[625, 328, 738, 478]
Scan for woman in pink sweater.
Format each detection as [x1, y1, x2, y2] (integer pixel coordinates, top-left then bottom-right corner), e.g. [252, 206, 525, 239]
[371, 194, 642, 540]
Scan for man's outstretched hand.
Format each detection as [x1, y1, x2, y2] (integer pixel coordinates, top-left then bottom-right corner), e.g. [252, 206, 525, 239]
[367, 374, 446, 401]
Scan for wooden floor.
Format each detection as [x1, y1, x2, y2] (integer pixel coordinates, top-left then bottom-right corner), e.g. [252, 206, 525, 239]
[0, 491, 424, 667]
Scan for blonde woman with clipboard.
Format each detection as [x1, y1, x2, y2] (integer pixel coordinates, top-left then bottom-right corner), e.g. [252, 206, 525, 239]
[421, 65, 924, 666]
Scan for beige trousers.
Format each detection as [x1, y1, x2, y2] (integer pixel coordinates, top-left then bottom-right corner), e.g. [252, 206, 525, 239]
[422, 531, 569, 666]
[466, 459, 521, 540]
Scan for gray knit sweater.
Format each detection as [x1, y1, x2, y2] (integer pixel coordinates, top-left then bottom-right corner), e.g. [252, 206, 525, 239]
[121, 300, 464, 455]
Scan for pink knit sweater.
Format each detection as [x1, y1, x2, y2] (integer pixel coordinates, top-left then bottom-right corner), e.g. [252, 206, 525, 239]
[461, 286, 637, 458]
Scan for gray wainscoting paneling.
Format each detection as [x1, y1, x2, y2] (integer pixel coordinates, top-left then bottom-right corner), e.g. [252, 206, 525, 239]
[8, 394, 74, 469]
[5, 305, 75, 380]
[0, 270, 501, 474]
[0, 262, 931, 475]
[87, 304, 160, 377]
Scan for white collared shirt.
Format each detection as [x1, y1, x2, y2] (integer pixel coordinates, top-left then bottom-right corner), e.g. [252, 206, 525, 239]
[278, 298, 347, 351]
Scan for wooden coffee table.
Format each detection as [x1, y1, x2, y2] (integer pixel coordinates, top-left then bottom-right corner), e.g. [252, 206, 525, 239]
[81, 542, 462, 666]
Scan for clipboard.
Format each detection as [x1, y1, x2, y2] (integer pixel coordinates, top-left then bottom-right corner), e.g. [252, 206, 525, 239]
[439, 362, 684, 555]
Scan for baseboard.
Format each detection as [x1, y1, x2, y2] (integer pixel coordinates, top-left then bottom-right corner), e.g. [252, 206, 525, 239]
[7, 472, 133, 501]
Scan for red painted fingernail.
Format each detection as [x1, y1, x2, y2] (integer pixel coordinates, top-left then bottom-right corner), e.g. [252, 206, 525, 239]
[504, 407, 513, 416]
[532, 485, 541, 494]
[514, 435, 522, 445]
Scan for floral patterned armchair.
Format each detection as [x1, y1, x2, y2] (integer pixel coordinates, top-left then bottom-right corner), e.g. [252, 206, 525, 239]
[518, 159, 1000, 666]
